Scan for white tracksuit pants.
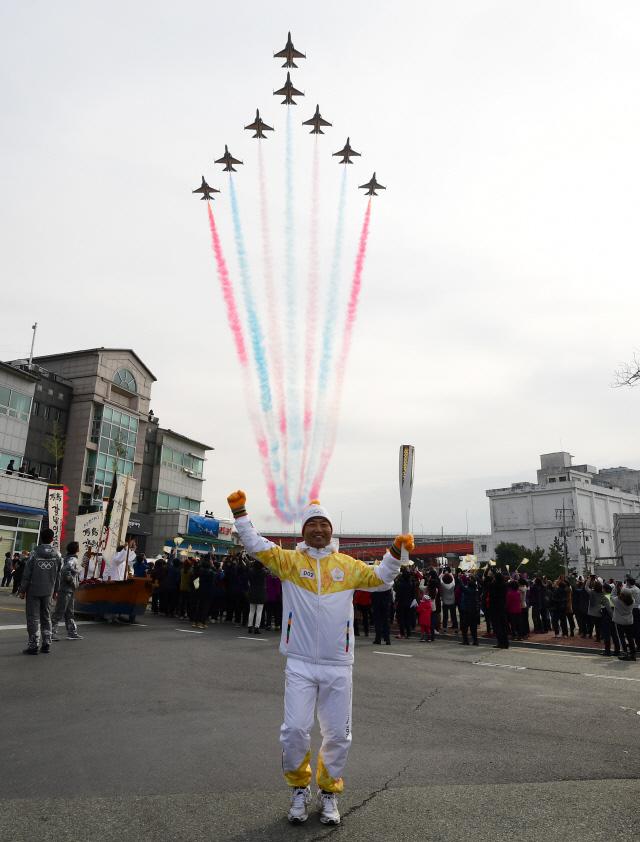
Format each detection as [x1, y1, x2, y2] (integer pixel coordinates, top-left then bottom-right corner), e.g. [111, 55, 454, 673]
[280, 657, 352, 793]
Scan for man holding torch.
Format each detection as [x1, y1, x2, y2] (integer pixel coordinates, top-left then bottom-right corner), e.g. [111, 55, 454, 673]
[227, 490, 414, 826]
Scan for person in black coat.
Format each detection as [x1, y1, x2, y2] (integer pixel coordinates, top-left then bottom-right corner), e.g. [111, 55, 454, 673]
[247, 559, 267, 633]
[372, 589, 392, 645]
[394, 568, 415, 639]
[194, 558, 215, 629]
[488, 569, 509, 649]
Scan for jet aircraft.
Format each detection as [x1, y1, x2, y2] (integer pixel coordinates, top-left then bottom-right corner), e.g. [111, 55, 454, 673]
[192, 176, 220, 201]
[358, 172, 386, 196]
[244, 109, 274, 139]
[333, 137, 361, 164]
[302, 104, 332, 134]
[273, 72, 304, 105]
[274, 31, 306, 68]
[214, 145, 243, 172]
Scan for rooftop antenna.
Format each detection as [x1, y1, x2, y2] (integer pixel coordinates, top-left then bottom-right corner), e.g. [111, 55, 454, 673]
[28, 322, 38, 369]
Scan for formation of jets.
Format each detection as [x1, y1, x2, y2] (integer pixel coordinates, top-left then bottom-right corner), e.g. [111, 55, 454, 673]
[194, 31, 385, 200]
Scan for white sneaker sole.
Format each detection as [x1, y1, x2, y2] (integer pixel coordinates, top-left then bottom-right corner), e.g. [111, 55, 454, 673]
[319, 816, 340, 825]
[288, 814, 308, 824]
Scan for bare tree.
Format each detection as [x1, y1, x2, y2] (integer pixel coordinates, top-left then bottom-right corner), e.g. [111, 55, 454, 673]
[613, 352, 640, 388]
[43, 421, 66, 482]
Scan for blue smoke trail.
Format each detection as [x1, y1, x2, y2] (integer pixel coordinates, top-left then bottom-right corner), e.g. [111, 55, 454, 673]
[303, 168, 348, 497]
[284, 107, 301, 516]
[229, 174, 286, 512]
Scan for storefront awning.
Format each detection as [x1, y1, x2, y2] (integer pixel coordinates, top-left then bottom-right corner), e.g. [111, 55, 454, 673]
[0, 503, 47, 517]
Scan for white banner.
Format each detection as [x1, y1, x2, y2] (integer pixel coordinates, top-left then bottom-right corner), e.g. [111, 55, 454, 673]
[103, 474, 136, 561]
[74, 507, 105, 558]
[47, 485, 65, 550]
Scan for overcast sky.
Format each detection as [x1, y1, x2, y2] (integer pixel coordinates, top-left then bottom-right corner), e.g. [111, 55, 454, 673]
[2, 1, 640, 535]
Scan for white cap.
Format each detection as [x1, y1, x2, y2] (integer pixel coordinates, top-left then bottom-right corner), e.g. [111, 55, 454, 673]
[301, 500, 333, 532]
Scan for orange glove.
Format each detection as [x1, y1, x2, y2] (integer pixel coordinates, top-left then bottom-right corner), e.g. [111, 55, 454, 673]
[391, 534, 415, 559]
[227, 490, 247, 519]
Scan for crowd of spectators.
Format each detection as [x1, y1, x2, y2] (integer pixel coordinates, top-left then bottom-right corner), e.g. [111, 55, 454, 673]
[118, 551, 640, 663]
[386, 564, 640, 661]
[10, 544, 638, 663]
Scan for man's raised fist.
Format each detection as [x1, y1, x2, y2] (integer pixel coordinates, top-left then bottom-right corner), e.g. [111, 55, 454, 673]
[227, 490, 247, 518]
[392, 534, 415, 554]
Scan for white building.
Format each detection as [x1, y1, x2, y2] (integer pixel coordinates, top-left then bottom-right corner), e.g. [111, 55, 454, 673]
[486, 452, 640, 573]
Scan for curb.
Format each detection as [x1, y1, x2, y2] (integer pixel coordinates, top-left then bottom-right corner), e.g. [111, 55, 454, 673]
[437, 632, 601, 656]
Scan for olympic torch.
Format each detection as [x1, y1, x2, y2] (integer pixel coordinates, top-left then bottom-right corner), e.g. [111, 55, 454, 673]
[398, 445, 415, 565]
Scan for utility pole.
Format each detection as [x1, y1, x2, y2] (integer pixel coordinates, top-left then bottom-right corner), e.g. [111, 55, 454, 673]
[555, 499, 574, 576]
[28, 322, 38, 369]
[574, 521, 591, 574]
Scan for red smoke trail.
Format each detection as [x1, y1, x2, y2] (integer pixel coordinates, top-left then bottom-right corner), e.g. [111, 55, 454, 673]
[207, 203, 286, 519]
[207, 203, 248, 367]
[298, 139, 321, 507]
[309, 199, 372, 499]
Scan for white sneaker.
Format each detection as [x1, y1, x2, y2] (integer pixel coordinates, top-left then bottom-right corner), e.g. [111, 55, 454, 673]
[316, 790, 340, 825]
[287, 786, 311, 823]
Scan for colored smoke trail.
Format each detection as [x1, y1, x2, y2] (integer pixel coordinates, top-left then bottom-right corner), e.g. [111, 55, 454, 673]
[309, 199, 372, 499]
[284, 106, 302, 515]
[258, 143, 286, 432]
[303, 167, 348, 498]
[258, 143, 289, 506]
[229, 174, 273, 416]
[298, 138, 321, 508]
[206, 203, 284, 519]
[228, 174, 288, 516]
[207, 202, 247, 367]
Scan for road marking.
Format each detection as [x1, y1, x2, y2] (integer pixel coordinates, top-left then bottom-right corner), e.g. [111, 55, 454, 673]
[0, 607, 24, 613]
[582, 673, 640, 683]
[236, 636, 268, 641]
[0, 621, 96, 632]
[474, 660, 640, 682]
[175, 628, 203, 635]
[373, 651, 413, 658]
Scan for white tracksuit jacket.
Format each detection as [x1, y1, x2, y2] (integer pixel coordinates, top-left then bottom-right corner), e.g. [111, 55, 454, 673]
[234, 516, 401, 666]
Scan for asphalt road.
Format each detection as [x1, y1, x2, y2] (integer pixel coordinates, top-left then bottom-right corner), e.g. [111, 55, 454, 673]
[1, 589, 638, 842]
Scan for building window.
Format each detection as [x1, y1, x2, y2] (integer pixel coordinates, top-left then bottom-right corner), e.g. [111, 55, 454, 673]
[57, 392, 64, 400]
[155, 491, 200, 512]
[160, 445, 204, 478]
[113, 369, 137, 393]
[480, 544, 487, 552]
[36, 384, 42, 392]
[548, 477, 556, 483]
[32, 401, 40, 417]
[42, 405, 50, 420]
[558, 476, 567, 482]
[53, 408, 61, 422]
[47, 388, 53, 396]
[90, 405, 139, 501]
[0, 386, 32, 422]
[140, 488, 146, 501]
[601, 538, 605, 544]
